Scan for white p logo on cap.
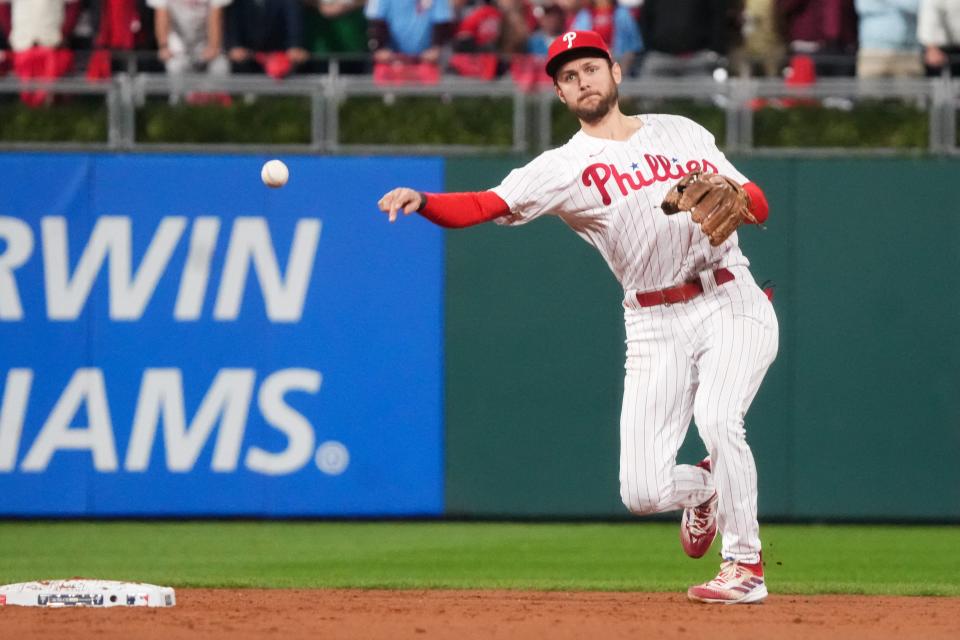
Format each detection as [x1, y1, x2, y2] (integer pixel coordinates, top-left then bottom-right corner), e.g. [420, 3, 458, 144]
[563, 32, 577, 49]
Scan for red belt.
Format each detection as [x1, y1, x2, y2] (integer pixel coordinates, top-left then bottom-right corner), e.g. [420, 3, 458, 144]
[635, 268, 735, 307]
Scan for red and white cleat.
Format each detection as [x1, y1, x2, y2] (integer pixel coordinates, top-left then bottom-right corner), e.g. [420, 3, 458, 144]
[680, 457, 717, 559]
[687, 559, 767, 604]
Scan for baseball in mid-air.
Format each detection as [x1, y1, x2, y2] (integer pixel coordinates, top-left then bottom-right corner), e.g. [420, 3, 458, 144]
[261, 159, 289, 188]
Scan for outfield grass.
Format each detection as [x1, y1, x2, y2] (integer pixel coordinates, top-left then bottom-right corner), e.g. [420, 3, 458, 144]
[0, 522, 956, 596]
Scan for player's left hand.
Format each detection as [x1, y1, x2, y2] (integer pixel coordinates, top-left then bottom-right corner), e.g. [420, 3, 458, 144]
[661, 172, 757, 246]
[377, 188, 423, 223]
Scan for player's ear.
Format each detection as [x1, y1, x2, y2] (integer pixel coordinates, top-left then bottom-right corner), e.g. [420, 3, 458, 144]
[554, 83, 566, 103]
[612, 61, 622, 85]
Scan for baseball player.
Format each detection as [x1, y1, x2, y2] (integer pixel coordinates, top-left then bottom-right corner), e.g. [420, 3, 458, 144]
[377, 30, 777, 604]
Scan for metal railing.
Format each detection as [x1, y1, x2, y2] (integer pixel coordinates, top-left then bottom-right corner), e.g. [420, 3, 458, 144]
[0, 71, 957, 155]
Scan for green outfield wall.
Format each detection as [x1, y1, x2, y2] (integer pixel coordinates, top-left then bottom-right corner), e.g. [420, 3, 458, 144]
[444, 156, 960, 521]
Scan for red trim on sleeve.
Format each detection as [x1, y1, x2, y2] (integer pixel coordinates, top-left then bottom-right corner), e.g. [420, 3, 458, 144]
[418, 191, 511, 228]
[742, 182, 769, 224]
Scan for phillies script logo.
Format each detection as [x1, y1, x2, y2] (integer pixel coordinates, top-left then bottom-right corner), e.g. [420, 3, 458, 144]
[582, 155, 719, 205]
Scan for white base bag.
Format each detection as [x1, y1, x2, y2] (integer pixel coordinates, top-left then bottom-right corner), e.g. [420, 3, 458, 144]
[0, 579, 175, 608]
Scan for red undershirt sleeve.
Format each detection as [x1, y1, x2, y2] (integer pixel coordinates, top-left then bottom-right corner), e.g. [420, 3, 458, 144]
[417, 190, 511, 228]
[742, 182, 769, 224]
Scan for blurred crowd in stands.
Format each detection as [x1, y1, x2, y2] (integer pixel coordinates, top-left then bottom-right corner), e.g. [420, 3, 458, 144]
[0, 1, 958, 99]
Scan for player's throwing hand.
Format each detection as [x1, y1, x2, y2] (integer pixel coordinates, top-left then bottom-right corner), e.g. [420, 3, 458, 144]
[377, 188, 423, 223]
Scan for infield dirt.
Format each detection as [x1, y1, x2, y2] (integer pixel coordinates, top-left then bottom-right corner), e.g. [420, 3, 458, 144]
[1, 589, 958, 639]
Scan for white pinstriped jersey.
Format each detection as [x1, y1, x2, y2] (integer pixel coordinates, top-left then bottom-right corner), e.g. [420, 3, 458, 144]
[491, 114, 752, 297]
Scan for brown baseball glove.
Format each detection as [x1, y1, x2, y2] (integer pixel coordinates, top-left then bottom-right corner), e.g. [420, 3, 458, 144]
[661, 172, 756, 246]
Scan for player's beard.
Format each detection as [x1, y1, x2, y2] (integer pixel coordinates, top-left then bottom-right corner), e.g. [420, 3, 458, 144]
[570, 84, 619, 124]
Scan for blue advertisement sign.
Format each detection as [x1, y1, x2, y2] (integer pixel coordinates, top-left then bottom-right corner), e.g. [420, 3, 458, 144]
[0, 153, 444, 516]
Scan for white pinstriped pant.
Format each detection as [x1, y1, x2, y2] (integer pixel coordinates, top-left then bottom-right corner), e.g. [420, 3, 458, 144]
[619, 265, 778, 564]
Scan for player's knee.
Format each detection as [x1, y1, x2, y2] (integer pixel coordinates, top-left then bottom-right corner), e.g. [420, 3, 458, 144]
[619, 482, 664, 515]
[695, 414, 747, 448]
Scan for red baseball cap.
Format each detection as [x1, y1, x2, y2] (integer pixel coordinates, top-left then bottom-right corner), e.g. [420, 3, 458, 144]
[545, 30, 612, 78]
